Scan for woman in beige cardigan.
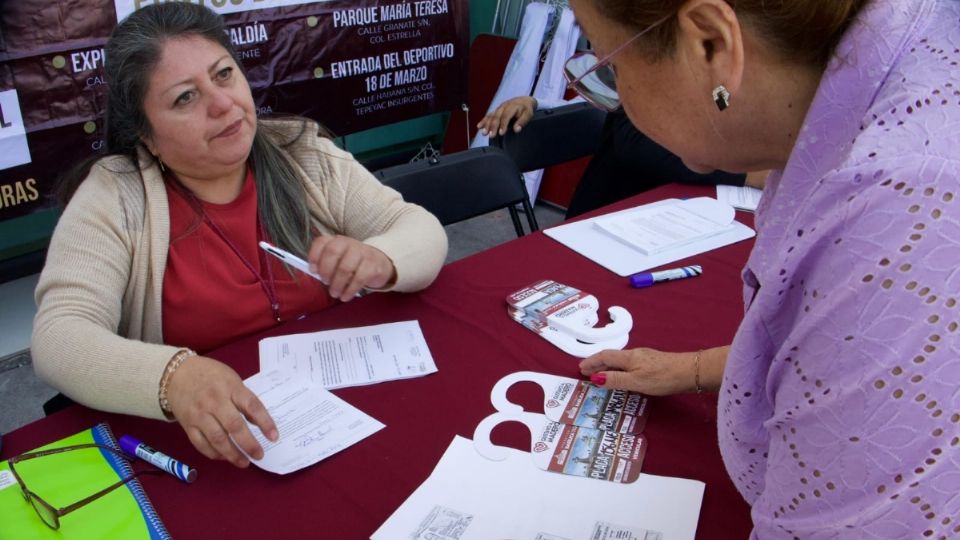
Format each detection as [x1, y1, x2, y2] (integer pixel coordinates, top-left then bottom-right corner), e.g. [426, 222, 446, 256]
[33, 4, 446, 468]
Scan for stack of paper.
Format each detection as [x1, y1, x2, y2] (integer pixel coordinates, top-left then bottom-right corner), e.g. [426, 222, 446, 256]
[545, 197, 755, 276]
[592, 197, 736, 256]
[716, 185, 763, 212]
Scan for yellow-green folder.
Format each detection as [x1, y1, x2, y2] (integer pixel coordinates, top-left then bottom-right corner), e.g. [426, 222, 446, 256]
[0, 423, 170, 540]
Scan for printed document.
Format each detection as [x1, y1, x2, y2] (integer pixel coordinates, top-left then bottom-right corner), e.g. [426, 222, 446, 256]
[242, 370, 384, 474]
[372, 436, 704, 540]
[592, 197, 734, 256]
[716, 184, 763, 212]
[259, 320, 437, 390]
[544, 197, 755, 276]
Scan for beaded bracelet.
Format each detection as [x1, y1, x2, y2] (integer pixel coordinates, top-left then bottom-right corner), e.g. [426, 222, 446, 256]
[159, 349, 196, 419]
[694, 349, 704, 394]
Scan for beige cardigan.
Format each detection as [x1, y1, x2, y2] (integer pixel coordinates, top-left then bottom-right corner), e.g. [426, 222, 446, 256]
[33, 119, 447, 419]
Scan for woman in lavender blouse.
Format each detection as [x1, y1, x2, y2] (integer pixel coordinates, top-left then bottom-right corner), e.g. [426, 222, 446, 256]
[573, 0, 960, 537]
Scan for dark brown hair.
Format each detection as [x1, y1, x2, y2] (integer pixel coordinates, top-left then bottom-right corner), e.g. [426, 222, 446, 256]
[593, 0, 871, 67]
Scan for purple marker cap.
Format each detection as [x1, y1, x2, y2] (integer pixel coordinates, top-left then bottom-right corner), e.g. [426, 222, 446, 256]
[629, 272, 655, 288]
[119, 435, 140, 457]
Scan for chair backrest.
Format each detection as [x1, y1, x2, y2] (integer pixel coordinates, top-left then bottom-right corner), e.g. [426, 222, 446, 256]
[373, 146, 538, 236]
[491, 102, 607, 172]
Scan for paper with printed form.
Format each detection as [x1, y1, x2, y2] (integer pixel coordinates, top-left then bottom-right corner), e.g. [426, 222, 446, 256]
[259, 320, 437, 390]
[372, 436, 703, 540]
[592, 197, 735, 256]
[242, 370, 384, 475]
[716, 184, 763, 212]
[544, 197, 755, 276]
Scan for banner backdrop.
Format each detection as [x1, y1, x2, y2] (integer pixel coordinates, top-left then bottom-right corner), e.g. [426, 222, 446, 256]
[0, 0, 468, 221]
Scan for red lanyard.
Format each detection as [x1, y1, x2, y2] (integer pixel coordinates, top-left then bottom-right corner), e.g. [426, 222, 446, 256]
[166, 172, 283, 322]
[203, 212, 282, 322]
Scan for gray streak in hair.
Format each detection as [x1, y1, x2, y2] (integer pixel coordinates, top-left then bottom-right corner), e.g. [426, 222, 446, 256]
[58, 3, 313, 259]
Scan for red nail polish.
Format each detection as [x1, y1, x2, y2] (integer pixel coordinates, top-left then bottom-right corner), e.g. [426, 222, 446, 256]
[591, 373, 607, 386]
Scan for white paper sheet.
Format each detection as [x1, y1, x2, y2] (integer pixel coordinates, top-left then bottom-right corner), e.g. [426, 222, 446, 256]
[0, 470, 17, 491]
[372, 436, 704, 540]
[544, 198, 755, 277]
[716, 184, 763, 212]
[258, 320, 437, 390]
[592, 198, 735, 256]
[242, 370, 384, 475]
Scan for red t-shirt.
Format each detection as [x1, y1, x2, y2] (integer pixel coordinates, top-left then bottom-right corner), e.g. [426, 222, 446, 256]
[162, 169, 333, 353]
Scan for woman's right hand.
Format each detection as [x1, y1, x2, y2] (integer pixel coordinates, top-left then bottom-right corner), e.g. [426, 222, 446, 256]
[165, 355, 278, 468]
[477, 96, 537, 137]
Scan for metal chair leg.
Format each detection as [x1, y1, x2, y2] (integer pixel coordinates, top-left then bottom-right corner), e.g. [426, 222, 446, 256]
[522, 199, 540, 232]
[508, 206, 526, 237]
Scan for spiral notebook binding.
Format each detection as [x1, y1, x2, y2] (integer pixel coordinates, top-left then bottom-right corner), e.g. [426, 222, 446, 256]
[91, 423, 172, 540]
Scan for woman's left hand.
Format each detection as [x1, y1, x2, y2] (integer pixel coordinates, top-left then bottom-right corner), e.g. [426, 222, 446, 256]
[578, 348, 697, 396]
[579, 345, 729, 395]
[307, 235, 396, 301]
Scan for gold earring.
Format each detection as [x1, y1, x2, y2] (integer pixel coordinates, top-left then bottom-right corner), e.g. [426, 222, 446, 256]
[712, 85, 731, 111]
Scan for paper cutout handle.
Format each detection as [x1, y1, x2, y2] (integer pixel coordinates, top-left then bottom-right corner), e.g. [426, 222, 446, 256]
[490, 371, 554, 414]
[473, 411, 545, 461]
[547, 305, 633, 343]
[539, 325, 630, 358]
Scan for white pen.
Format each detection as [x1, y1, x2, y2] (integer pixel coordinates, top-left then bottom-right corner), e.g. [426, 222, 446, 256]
[259, 241, 365, 297]
[259, 241, 324, 281]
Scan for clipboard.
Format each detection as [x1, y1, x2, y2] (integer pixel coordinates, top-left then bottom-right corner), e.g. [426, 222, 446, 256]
[544, 197, 756, 276]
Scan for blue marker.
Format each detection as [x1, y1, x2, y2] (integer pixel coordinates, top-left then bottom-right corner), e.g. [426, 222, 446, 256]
[629, 265, 703, 288]
[120, 435, 197, 483]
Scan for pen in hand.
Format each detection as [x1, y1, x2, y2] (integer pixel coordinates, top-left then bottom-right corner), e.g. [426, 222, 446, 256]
[259, 241, 325, 282]
[260, 241, 365, 298]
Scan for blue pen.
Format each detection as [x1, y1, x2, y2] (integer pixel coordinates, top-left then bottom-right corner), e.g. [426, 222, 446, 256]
[120, 435, 197, 483]
[629, 265, 703, 288]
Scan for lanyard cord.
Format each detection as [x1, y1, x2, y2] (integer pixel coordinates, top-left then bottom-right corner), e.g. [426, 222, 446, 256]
[167, 171, 283, 322]
[203, 212, 282, 322]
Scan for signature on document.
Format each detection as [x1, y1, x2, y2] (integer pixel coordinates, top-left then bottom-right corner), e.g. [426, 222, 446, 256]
[294, 425, 333, 448]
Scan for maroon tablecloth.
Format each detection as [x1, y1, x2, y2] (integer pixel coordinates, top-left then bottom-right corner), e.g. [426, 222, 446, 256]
[3, 183, 754, 539]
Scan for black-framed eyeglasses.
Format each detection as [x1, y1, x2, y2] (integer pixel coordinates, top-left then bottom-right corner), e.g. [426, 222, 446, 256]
[564, 14, 673, 112]
[7, 443, 161, 530]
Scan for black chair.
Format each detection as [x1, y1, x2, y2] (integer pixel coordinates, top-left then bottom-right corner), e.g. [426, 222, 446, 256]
[43, 393, 75, 416]
[490, 102, 607, 172]
[373, 146, 538, 237]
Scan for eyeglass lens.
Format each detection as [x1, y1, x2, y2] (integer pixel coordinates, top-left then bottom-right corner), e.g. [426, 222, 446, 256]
[564, 54, 621, 112]
[29, 492, 60, 529]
